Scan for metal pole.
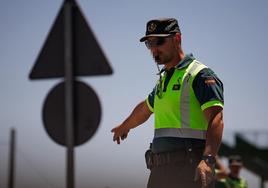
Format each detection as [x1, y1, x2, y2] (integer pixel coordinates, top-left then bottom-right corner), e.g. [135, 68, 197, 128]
[8, 128, 16, 188]
[260, 176, 264, 188]
[64, 1, 75, 188]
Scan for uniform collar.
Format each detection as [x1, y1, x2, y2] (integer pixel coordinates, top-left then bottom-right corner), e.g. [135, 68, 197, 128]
[228, 174, 242, 181]
[161, 54, 195, 73]
[175, 53, 195, 70]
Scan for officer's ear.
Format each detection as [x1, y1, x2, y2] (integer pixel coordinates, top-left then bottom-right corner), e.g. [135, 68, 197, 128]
[175, 33, 181, 46]
[175, 33, 181, 45]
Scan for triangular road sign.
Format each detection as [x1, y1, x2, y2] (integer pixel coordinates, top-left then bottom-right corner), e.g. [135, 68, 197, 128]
[29, 0, 113, 79]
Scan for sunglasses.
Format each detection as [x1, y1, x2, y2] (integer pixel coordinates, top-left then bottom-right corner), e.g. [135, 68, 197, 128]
[145, 35, 174, 49]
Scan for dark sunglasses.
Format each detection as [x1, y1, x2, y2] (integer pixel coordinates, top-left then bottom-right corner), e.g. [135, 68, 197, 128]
[145, 35, 174, 49]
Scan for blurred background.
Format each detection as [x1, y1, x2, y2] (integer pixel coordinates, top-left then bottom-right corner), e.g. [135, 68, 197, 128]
[0, 0, 268, 187]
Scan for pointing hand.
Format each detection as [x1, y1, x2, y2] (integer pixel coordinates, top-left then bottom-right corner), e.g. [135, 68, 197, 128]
[111, 125, 129, 144]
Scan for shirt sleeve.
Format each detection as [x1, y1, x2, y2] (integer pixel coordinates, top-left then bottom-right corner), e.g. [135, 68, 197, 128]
[192, 68, 224, 111]
[146, 87, 155, 112]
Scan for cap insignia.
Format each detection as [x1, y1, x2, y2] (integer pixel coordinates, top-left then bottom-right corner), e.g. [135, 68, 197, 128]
[148, 22, 157, 33]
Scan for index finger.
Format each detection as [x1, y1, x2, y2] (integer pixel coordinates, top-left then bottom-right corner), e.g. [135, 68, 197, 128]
[116, 137, 120, 144]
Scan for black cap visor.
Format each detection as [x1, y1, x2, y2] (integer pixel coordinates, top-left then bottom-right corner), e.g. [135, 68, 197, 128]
[140, 34, 172, 42]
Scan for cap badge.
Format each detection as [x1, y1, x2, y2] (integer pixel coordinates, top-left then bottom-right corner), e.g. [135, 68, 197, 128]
[148, 22, 157, 33]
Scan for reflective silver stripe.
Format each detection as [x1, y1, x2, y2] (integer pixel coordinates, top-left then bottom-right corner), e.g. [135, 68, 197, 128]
[153, 61, 207, 139]
[180, 61, 200, 128]
[154, 128, 206, 139]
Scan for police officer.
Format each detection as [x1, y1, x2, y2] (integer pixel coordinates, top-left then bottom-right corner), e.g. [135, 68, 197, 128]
[111, 18, 224, 188]
[216, 155, 248, 188]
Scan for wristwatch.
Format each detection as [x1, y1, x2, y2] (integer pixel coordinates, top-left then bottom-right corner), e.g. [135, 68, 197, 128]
[202, 155, 216, 165]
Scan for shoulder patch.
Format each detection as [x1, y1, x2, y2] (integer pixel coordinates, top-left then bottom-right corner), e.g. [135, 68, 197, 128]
[204, 77, 216, 85]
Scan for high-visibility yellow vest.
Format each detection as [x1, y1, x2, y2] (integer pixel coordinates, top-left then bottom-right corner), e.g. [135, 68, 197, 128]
[146, 60, 223, 139]
[220, 177, 248, 188]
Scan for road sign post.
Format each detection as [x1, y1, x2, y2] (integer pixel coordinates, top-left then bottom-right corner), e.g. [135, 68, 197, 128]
[8, 128, 16, 188]
[64, 1, 75, 187]
[29, 0, 113, 187]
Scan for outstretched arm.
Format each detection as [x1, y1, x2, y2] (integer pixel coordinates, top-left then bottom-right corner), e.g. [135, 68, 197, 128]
[111, 100, 152, 144]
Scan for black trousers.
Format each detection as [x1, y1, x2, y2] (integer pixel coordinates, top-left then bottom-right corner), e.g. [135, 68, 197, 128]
[147, 148, 215, 188]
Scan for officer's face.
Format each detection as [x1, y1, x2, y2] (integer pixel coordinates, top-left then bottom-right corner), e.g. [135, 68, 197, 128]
[146, 36, 177, 65]
[229, 165, 242, 175]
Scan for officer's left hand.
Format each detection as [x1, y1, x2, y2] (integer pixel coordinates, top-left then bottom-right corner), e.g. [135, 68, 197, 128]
[194, 160, 215, 188]
[111, 124, 130, 144]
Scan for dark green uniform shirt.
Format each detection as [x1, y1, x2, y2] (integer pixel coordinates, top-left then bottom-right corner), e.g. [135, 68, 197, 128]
[147, 54, 224, 153]
[215, 175, 248, 188]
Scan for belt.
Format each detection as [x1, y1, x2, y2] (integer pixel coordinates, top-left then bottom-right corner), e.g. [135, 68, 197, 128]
[145, 143, 204, 169]
[151, 137, 205, 153]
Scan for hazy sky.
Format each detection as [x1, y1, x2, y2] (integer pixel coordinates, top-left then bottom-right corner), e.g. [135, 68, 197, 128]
[1, 0, 268, 188]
